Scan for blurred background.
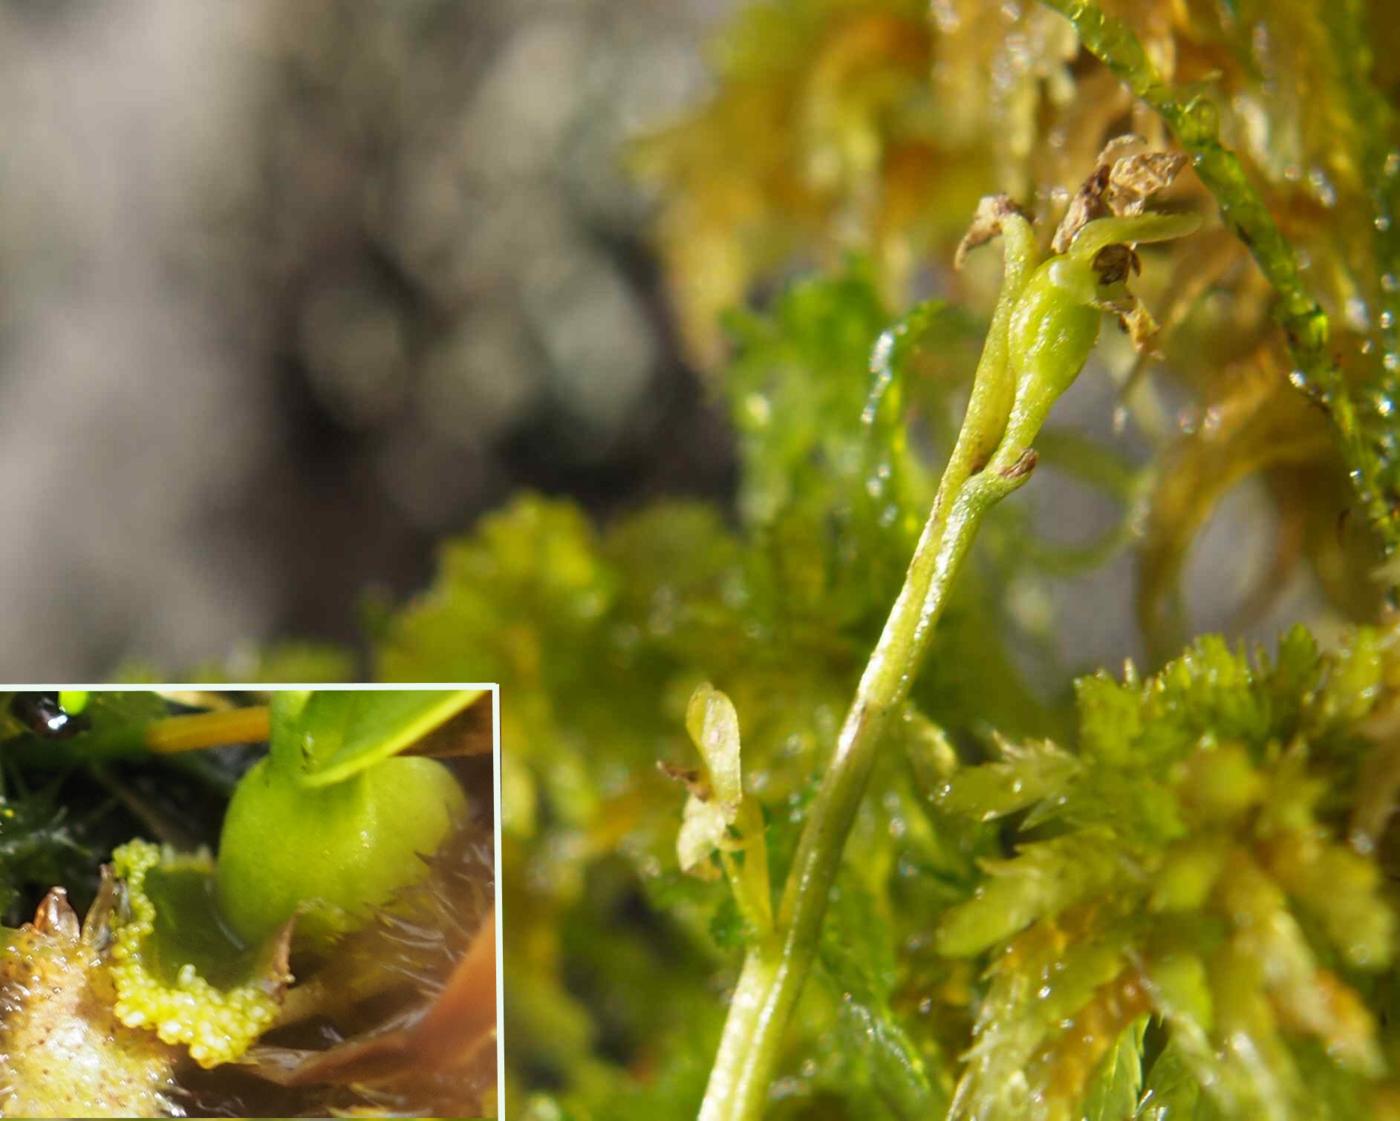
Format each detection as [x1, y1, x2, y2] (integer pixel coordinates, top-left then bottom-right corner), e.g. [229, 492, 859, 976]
[0, 0, 734, 675]
[0, 0, 1329, 679]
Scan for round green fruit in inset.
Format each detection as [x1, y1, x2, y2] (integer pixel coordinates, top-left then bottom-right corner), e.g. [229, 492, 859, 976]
[215, 754, 468, 950]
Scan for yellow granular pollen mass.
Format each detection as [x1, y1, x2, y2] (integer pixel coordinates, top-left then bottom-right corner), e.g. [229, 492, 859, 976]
[108, 840, 282, 1068]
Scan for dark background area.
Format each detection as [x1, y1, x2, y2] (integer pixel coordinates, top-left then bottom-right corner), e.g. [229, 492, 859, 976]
[0, 0, 733, 675]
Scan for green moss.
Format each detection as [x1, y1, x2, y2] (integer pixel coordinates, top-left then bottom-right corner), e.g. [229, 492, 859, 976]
[936, 628, 1400, 1118]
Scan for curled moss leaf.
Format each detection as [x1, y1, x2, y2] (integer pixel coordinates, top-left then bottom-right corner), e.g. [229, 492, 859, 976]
[686, 684, 744, 812]
[949, 912, 1137, 1120]
[936, 737, 1080, 822]
[936, 829, 1131, 957]
[108, 840, 291, 1068]
[674, 684, 747, 878]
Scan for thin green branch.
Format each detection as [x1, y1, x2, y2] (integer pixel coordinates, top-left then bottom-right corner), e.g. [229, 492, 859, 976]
[698, 446, 1036, 1121]
[698, 215, 1043, 1121]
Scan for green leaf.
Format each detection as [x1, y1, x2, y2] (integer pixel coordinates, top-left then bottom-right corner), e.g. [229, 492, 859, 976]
[937, 829, 1131, 957]
[937, 738, 1080, 822]
[817, 875, 950, 1119]
[1083, 1016, 1146, 1121]
[269, 688, 485, 786]
[950, 925, 1130, 1120]
[1137, 1040, 1223, 1121]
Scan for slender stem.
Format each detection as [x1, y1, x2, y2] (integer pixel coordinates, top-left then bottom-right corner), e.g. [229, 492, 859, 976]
[144, 707, 271, 754]
[698, 455, 1036, 1121]
[698, 212, 1045, 1121]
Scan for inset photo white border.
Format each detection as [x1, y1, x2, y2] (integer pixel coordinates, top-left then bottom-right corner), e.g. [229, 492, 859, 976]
[0, 681, 503, 1119]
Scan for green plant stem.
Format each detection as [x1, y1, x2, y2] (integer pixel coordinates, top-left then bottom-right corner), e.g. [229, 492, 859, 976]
[1037, 0, 1400, 551]
[145, 707, 271, 754]
[698, 211, 1043, 1121]
[698, 446, 1036, 1121]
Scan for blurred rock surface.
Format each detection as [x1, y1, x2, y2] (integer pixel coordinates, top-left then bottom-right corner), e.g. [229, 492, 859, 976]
[0, 0, 733, 676]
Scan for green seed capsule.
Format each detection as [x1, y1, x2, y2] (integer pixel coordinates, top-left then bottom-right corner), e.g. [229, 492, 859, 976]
[1000, 255, 1102, 451]
[215, 755, 468, 950]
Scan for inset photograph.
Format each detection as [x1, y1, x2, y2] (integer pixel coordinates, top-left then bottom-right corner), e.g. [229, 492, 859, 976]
[0, 686, 498, 1118]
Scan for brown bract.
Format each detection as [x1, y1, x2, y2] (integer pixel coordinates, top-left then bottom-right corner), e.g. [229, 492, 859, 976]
[251, 906, 497, 1107]
[954, 194, 1028, 270]
[1053, 138, 1188, 253]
